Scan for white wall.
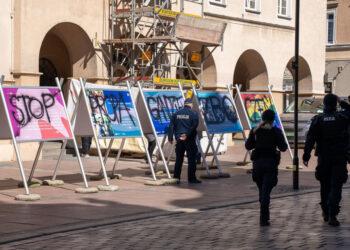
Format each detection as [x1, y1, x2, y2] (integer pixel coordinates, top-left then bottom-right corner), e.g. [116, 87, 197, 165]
[0, 0, 13, 81]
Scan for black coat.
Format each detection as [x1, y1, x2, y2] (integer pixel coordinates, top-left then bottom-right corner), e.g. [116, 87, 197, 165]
[303, 104, 350, 162]
[245, 124, 288, 158]
[168, 106, 199, 141]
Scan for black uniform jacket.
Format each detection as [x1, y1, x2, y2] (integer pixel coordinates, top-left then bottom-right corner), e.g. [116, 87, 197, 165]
[168, 106, 199, 141]
[303, 103, 350, 162]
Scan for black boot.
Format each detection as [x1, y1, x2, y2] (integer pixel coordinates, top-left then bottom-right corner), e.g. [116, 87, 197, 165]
[322, 210, 329, 222]
[260, 212, 270, 226]
[328, 216, 340, 227]
[260, 216, 270, 226]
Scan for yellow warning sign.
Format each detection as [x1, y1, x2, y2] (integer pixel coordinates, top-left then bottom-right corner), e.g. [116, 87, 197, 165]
[142, 51, 152, 61]
[186, 91, 193, 98]
[155, 8, 201, 18]
[191, 53, 201, 62]
[154, 77, 199, 87]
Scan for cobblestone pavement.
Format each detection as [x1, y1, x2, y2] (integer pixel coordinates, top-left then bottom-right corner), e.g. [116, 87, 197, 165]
[2, 187, 350, 250]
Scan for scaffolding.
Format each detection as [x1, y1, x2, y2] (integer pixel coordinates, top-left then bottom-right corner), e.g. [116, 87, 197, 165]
[103, 0, 227, 89]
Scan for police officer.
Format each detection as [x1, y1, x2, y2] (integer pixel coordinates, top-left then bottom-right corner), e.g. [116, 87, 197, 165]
[245, 109, 287, 226]
[303, 93, 349, 226]
[168, 98, 201, 183]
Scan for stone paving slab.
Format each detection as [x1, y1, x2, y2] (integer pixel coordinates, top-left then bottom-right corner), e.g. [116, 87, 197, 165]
[0, 145, 346, 247]
[2, 187, 350, 249]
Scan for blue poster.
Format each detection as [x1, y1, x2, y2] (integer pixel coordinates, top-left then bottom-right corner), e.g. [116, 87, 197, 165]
[143, 90, 184, 135]
[86, 88, 142, 138]
[197, 91, 243, 134]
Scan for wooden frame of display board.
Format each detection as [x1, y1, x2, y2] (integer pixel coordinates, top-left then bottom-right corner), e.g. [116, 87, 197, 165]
[0, 75, 91, 199]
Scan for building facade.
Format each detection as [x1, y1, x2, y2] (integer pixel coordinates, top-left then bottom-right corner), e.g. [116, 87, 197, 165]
[0, 0, 326, 161]
[325, 0, 350, 96]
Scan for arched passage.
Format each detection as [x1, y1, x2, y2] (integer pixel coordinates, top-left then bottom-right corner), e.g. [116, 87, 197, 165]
[285, 56, 313, 94]
[176, 43, 217, 87]
[233, 49, 269, 91]
[39, 22, 97, 86]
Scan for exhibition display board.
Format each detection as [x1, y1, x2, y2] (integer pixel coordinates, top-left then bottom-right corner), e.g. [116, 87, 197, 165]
[67, 79, 157, 182]
[0, 75, 90, 198]
[190, 85, 245, 178]
[2, 87, 72, 141]
[85, 88, 142, 138]
[239, 92, 282, 129]
[136, 86, 186, 179]
[196, 91, 243, 134]
[141, 90, 184, 136]
[235, 85, 293, 160]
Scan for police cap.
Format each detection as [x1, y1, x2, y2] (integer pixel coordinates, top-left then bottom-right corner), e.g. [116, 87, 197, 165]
[184, 98, 193, 104]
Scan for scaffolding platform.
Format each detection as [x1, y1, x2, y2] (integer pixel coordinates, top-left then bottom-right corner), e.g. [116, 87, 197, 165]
[105, 14, 226, 47]
[114, 8, 200, 20]
[102, 0, 227, 86]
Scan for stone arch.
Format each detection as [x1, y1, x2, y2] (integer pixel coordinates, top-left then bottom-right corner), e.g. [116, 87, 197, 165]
[233, 49, 269, 91]
[39, 22, 97, 86]
[176, 43, 217, 88]
[285, 56, 313, 94]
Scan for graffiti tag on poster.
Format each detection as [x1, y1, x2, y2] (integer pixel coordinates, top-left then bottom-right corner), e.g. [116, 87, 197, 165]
[240, 92, 282, 128]
[143, 91, 184, 135]
[86, 89, 142, 138]
[2, 87, 72, 142]
[197, 91, 242, 134]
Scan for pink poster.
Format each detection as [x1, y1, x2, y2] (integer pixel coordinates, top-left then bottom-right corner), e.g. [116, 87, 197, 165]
[2, 87, 72, 142]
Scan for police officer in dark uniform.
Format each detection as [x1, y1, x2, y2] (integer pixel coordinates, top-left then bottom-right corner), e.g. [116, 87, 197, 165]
[303, 93, 349, 226]
[168, 98, 201, 183]
[245, 109, 287, 226]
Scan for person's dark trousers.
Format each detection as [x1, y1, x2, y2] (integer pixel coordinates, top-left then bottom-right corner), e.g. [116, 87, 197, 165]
[252, 158, 278, 221]
[81, 137, 92, 154]
[316, 156, 348, 217]
[174, 138, 198, 181]
[148, 140, 156, 158]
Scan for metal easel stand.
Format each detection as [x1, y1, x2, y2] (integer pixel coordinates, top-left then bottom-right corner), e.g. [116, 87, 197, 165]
[79, 78, 118, 191]
[17, 141, 44, 188]
[49, 140, 68, 185]
[267, 85, 296, 169]
[234, 84, 253, 168]
[126, 80, 158, 182]
[137, 81, 179, 185]
[191, 83, 230, 178]
[90, 138, 114, 180]
[0, 76, 41, 201]
[200, 134, 217, 170]
[152, 136, 168, 175]
[209, 133, 225, 168]
[56, 78, 98, 193]
[110, 138, 125, 179]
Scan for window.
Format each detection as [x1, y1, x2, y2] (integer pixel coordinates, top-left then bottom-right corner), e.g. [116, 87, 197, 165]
[245, 0, 261, 12]
[326, 10, 336, 44]
[278, 0, 292, 18]
[209, 0, 226, 6]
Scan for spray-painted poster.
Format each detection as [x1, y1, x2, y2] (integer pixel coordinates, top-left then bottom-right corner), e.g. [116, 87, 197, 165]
[240, 92, 282, 128]
[197, 91, 243, 134]
[2, 87, 72, 142]
[143, 90, 184, 135]
[86, 88, 142, 138]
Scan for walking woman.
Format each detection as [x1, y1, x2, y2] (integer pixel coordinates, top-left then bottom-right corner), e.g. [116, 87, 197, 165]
[245, 109, 287, 226]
